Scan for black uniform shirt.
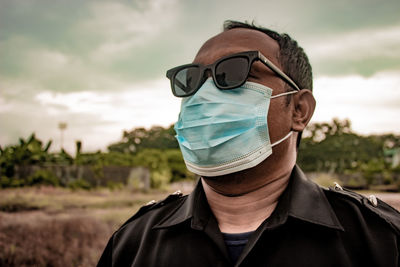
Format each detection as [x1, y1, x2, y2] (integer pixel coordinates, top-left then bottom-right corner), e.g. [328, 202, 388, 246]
[97, 165, 400, 267]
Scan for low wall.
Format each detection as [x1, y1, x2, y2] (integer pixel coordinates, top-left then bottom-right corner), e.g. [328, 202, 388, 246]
[13, 164, 151, 189]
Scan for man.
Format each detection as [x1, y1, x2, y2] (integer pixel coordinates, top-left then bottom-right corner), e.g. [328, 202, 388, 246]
[98, 21, 400, 266]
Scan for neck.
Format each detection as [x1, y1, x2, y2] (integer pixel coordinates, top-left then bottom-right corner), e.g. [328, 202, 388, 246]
[201, 167, 291, 233]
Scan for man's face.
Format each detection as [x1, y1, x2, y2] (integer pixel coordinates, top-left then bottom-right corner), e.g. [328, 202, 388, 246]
[193, 28, 294, 155]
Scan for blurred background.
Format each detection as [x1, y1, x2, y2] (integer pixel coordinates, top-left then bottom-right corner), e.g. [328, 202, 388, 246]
[1, 0, 400, 266]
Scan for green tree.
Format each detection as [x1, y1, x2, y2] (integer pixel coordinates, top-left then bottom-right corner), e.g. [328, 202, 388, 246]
[0, 134, 53, 179]
[164, 149, 196, 182]
[298, 119, 399, 188]
[108, 125, 178, 153]
[298, 119, 387, 174]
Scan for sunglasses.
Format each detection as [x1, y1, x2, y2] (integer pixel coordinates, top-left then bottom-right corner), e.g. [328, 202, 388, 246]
[166, 50, 300, 97]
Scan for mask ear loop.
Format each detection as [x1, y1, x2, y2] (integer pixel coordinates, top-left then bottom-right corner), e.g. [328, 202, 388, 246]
[270, 90, 298, 99]
[271, 131, 293, 147]
[270, 90, 298, 147]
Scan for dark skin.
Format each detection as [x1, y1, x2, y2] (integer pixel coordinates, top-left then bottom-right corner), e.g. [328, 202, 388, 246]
[193, 28, 316, 232]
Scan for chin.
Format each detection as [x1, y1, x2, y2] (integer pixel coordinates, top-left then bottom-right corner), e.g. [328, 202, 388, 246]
[202, 168, 252, 185]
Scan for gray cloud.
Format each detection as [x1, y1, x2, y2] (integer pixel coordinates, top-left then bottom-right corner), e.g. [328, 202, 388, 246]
[2, 0, 400, 84]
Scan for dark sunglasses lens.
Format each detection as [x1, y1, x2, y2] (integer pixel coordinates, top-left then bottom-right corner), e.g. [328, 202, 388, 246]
[215, 57, 249, 88]
[174, 66, 201, 96]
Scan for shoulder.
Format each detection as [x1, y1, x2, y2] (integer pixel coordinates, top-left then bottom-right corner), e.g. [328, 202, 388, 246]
[322, 183, 400, 235]
[97, 191, 187, 266]
[117, 190, 187, 233]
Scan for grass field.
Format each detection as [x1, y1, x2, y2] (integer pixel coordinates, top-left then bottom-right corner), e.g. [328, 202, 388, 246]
[0, 183, 399, 267]
[0, 183, 193, 267]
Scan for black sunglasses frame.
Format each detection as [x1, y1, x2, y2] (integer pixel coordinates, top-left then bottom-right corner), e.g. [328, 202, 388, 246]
[166, 50, 300, 97]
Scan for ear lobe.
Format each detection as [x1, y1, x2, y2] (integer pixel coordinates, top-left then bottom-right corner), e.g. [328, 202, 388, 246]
[292, 89, 316, 132]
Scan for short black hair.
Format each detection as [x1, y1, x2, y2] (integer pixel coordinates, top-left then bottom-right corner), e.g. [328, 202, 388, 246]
[223, 20, 313, 91]
[223, 20, 313, 147]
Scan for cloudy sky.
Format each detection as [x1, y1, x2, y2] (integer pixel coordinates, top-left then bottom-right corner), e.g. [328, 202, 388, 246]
[1, 0, 399, 153]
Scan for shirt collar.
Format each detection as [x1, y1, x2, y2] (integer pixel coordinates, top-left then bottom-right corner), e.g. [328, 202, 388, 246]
[274, 165, 344, 231]
[154, 165, 343, 231]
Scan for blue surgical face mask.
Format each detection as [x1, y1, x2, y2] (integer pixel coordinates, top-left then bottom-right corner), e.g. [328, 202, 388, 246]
[174, 78, 296, 176]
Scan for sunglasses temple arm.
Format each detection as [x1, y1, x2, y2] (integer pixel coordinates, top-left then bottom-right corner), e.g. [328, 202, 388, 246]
[258, 52, 300, 91]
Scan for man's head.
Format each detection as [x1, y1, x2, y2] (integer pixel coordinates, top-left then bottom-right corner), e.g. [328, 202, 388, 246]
[199, 20, 314, 147]
[168, 20, 315, 190]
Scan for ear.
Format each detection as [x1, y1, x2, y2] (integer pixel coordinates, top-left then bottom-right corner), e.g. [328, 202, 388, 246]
[291, 89, 316, 132]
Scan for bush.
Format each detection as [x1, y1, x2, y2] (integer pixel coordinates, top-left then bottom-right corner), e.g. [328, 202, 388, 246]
[0, 176, 10, 188]
[165, 149, 195, 182]
[67, 179, 92, 190]
[27, 170, 60, 187]
[106, 181, 124, 191]
[0, 176, 25, 188]
[150, 169, 171, 189]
